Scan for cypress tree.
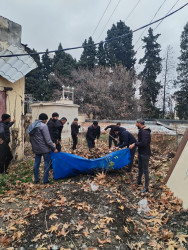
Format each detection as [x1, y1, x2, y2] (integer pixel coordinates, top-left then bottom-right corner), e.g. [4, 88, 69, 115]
[175, 22, 188, 119]
[105, 20, 136, 69]
[139, 28, 162, 118]
[79, 36, 97, 70]
[97, 42, 106, 66]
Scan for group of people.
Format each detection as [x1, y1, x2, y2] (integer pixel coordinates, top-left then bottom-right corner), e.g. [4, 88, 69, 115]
[0, 112, 151, 193]
[28, 112, 81, 184]
[87, 119, 151, 193]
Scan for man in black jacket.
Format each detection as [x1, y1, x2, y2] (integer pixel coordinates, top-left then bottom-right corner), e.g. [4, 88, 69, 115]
[56, 117, 67, 144]
[104, 122, 121, 148]
[71, 118, 80, 150]
[86, 121, 100, 150]
[0, 114, 15, 173]
[129, 119, 151, 193]
[114, 126, 137, 172]
[47, 112, 61, 151]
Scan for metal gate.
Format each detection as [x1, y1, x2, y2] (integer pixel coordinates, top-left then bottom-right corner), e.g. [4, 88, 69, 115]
[0, 91, 6, 118]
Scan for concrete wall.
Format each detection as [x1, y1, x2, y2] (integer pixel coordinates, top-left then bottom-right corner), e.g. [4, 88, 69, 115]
[167, 142, 188, 209]
[0, 76, 25, 160]
[0, 16, 21, 52]
[31, 102, 79, 139]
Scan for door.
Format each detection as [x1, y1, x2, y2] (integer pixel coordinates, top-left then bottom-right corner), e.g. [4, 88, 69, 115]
[0, 91, 6, 119]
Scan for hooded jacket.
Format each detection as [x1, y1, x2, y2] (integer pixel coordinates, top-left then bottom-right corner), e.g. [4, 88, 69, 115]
[117, 130, 137, 148]
[28, 120, 56, 154]
[135, 126, 151, 155]
[0, 121, 14, 143]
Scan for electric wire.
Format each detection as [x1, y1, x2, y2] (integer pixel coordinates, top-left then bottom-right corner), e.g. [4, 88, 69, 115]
[92, 0, 112, 37]
[154, 0, 181, 30]
[124, 0, 142, 23]
[134, 0, 168, 48]
[0, 1, 188, 58]
[136, 0, 181, 52]
[97, 0, 121, 41]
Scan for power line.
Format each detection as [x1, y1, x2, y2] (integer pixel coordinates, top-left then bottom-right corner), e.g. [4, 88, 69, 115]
[135, 0, 181, 52]
[154, 0, 181, 30]
[97, 0, 121, 41]
[124, 0, 142, 23]
[134, 0, 168, 48]
[0, 1, 188, 58]
[92, 0, 112, 38]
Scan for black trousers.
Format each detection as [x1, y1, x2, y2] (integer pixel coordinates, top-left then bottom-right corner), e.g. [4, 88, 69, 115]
[56, 142, 61, 152]
[72, 135, 78, 150]
[137, 154, 150, 189]
[0, 143, 13, 173]
[127, 147, 136, 171]
[109, 136, 117, 148]
[86, 138, 95, 150]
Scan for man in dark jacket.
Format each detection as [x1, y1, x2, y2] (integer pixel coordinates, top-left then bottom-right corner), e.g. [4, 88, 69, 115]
[28, 113, 58, 184]
[114, 126, 137, 172]
[86, 121, 100, 150]
[0, 114, 15, 173]
[47, 112, 61, 152]
[71, 118, 80, 150]
[129, 119, 151, 193]
[104, 122, 121, 148]
[56, 117, 67, 143]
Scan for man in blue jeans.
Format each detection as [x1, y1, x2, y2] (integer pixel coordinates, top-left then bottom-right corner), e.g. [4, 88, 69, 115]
[28, 113, 58, 184]
[129, 119, 151, 193]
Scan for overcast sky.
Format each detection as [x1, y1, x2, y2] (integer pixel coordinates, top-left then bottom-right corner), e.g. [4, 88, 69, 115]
[1, 0, 188, 71]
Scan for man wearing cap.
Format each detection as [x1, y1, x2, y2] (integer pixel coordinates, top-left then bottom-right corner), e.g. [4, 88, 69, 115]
[86, 121, 100, 150]
[71, 118, 80, 150]
[0, 114, 15, 173]
[28, 113, 58, 184]
[114, 126, 137, 172]
[47, 112, 61, 151]
[129, 119, 151, 193]
[104, 122, 121, 148]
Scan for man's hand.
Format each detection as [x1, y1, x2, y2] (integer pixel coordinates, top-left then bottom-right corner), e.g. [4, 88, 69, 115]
[54, 149, 58, 153]
[129, 143, 135, 149]
[13, 119, 16, 122]
[115, 138, 118, 141]
[94, 139, 98, 144]
[115, 147, 119, 150]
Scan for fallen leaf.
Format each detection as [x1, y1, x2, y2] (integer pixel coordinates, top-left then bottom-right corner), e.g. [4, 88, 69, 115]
[49, 213, 58, 220]
[115, 235, 122, 241]
[176, 234, 188, 245]
[123, 226, 130, 234]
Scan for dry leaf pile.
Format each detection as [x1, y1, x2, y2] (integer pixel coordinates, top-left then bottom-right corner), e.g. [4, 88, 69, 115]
[0, 134, 187, 250]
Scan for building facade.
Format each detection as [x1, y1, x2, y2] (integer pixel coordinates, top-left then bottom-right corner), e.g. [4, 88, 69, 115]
[0, 16, 37, 160]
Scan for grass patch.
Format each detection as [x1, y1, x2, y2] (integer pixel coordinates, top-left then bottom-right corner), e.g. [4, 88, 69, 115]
[0, 158, 34, 193]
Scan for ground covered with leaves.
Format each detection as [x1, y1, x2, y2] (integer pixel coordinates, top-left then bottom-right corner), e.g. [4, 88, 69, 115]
[0, 134, 188, 250]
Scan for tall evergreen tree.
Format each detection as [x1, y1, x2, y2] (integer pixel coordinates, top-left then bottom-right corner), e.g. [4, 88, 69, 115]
[25, 48, 48, 101]
[175, 22, 188, 119]
[105, 20, 136, 69]
[97, 42, 106, 66]
[41, 49, 53, 82]
[139, 28, 162, 118]
[79, 36, 97, 70]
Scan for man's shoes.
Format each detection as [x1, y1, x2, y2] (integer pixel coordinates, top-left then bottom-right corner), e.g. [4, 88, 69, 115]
[34, 180, 40, 184]
[133, 180, 142, 186]
[125, 168, 131, 172]
[44, 181, 50, 184]
[140, 187, 149, 193]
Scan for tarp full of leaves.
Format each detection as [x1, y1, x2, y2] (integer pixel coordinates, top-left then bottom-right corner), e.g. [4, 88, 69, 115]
[51, 148, 131, 179]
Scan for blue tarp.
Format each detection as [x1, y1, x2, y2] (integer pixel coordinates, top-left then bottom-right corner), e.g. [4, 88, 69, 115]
[51, 148, 131, 180]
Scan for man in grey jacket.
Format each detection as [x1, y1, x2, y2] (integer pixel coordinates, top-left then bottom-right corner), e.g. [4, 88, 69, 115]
[28, 113, 58, 184]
